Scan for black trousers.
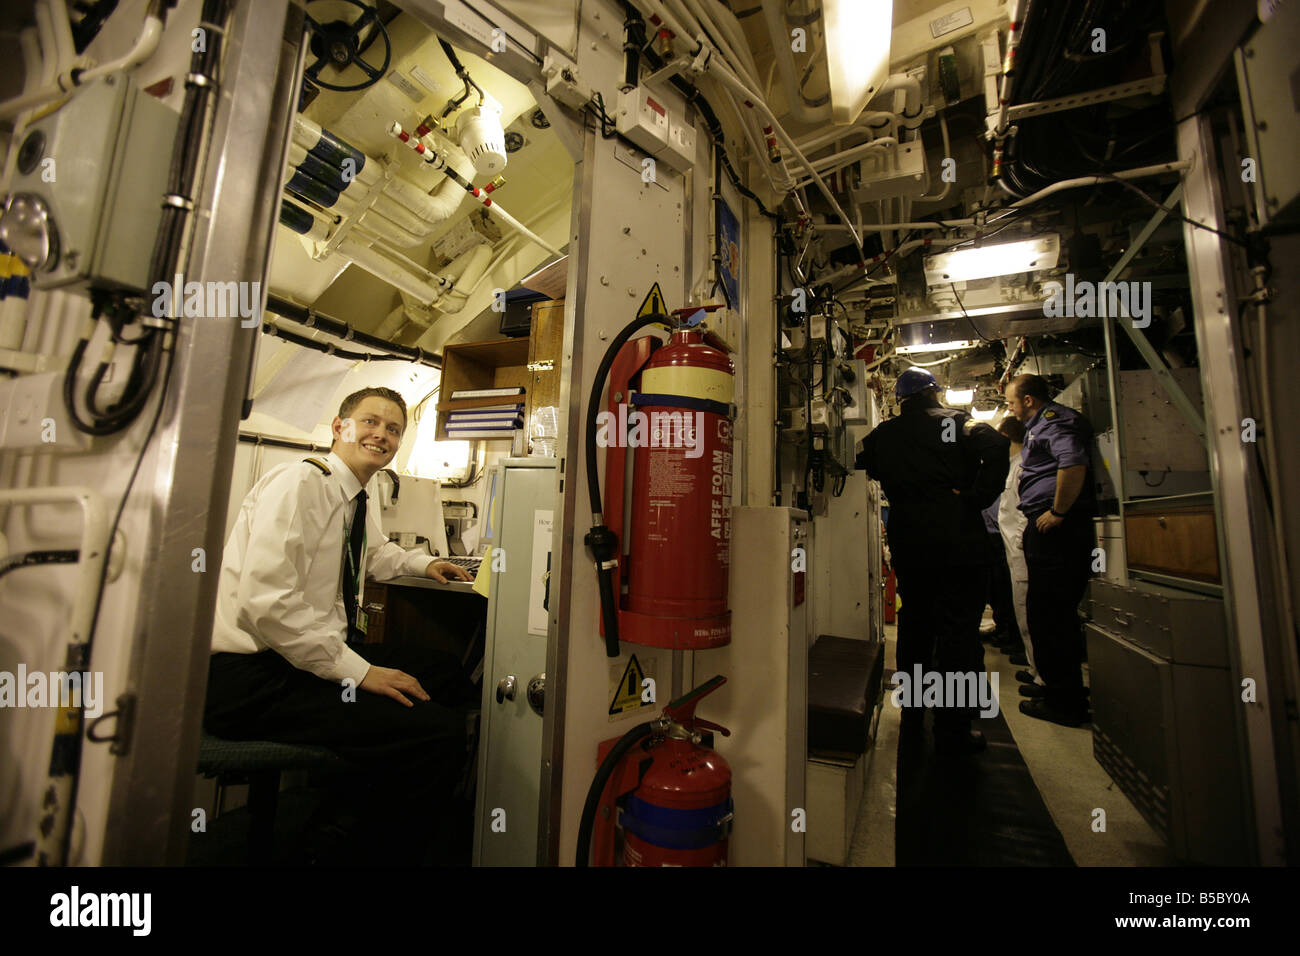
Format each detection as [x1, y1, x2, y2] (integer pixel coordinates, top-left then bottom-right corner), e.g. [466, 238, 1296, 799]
[1023, 510, 1094, 714]
[204, 644, 478, 861]
[987, 533, 1019, 641]
[894, 561, 989, 733]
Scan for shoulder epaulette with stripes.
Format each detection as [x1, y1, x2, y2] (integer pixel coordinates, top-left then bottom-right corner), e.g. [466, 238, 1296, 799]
[303, 457, 331, 475]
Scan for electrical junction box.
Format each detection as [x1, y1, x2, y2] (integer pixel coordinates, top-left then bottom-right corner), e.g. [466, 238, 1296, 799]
[782, 325, 807, 358]
[850, 141, 929, 204]
[660, 115, 696, 172]
[616, 86, 669, 157]
[541, 52, 591, 111]
[698, 307, 741, 354]
[6, 75, 179, 293]
[842, 359, 871, 426]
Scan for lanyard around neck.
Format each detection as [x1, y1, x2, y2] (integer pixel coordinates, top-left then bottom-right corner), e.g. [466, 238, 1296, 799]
[343, 501, 367, 593]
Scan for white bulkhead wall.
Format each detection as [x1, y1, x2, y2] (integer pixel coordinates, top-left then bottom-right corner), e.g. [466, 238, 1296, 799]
[538, 0, 783, 864]
[0, 0, 217, 864]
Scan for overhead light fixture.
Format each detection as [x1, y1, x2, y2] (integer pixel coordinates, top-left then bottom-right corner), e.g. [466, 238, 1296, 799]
[945, 388, 975, 406]
[924, 234, 1061, 285]
[823, 0, 893, 125]
[894, 339, 976, 354]
[970, 406, 998, 421]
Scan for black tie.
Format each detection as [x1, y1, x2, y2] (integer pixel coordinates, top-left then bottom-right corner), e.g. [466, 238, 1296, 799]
[344, 490, 367, 644]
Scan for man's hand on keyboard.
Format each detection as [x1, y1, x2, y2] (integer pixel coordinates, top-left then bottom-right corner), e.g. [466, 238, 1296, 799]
[425, 559, 474, 583]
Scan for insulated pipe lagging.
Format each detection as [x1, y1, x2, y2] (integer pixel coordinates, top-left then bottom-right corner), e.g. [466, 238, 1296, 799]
[436, 244, 493, 307]
[291, 117, 472, 236]
[285, 143, 431, 243]
[291, 115, 374, 184]
[335, 237, 442, 302]
[279, 198, 332, 242]
[389, 122, 562, 257]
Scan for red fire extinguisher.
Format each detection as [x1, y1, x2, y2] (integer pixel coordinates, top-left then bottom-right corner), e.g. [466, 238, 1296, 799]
[584, 308, 734, 656]
[577, 675, 733, 867]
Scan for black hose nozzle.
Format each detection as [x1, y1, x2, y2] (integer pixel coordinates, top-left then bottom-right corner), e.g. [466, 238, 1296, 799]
[584, 525, 621, 658]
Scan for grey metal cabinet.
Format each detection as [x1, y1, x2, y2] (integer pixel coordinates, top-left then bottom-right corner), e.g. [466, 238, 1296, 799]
[473, 459, 557, 866]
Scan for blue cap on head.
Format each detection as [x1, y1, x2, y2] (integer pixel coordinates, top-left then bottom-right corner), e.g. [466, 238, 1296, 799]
[896, 367, 939, 399]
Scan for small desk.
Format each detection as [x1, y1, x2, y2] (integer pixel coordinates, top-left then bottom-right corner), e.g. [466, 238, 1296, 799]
[362, 576, 486, 662]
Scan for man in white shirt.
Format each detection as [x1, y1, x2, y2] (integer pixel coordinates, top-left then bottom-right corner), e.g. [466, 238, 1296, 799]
[204, 387, 476, 861]
[995, 415, 1043, 692]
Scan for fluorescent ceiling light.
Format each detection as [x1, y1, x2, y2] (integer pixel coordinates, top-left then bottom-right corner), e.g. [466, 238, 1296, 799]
[924, 234, 1061, 285]
[970, 407, 998, 421]
[824, 0, 893, 125]
[945, 388, 975, 405]
[895, 339, 976, 354]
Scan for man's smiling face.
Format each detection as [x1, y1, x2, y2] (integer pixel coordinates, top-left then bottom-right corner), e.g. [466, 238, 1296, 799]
[333, 396, 405, 482]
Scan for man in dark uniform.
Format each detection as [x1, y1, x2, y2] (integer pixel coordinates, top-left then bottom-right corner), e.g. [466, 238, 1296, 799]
[857, 367, 1010, 753]
[1005, 372, 1095, 727]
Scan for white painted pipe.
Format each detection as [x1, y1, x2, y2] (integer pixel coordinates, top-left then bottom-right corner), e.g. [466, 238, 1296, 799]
[335, 238, 442, 303]
[707, 55, 864, 254]
[808, 161, 1193, 233]
[696, 0, 761, 86]
[74, 14, 163, 86]
[992, 160, 1195, 218]
[719, 82, 791, 194]
[795, 113, 896, 154]
[875, 73, 923, 129]
[758, 0, 830, 124]
[403, 245, 496, 325]
[674, 0, 759, 92]
[0, 14, 163, 120]
[807, 136, 896, 174]
[35, 3, 58, 85]
[480, 198, 564, 258]
[916, 113, 952, 203]
[47, 0, 77, 76]
[443, 243, 494, 291]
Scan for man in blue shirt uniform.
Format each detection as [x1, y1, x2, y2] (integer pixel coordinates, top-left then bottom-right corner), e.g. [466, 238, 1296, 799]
[1004, 373, 1095, 727]
[858, 367, 1009, 753]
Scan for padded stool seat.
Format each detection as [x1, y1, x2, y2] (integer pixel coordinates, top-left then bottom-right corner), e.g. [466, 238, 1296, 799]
[197, 732, 346, 864]
[197, 734, 343, 775]
[808, 635, 884, 755]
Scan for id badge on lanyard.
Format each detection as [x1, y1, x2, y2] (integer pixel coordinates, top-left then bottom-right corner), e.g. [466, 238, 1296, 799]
[345, 523, 368, 636]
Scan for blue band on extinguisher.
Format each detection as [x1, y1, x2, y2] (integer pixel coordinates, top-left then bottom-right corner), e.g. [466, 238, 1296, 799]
[629, 392, 735, 419]
[620, 796, 733, 849]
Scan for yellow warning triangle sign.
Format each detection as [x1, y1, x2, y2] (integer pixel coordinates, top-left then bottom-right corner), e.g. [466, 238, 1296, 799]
[609, 653, 647, 715]
[637, 283, 669, 322]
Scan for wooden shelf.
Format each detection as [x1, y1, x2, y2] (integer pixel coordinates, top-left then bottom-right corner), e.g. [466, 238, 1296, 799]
[434, 304, 565, 445]
[435, 337, 530, 442]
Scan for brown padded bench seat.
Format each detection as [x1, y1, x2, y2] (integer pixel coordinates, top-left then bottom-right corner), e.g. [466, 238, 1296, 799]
[808, 635, 884, 755]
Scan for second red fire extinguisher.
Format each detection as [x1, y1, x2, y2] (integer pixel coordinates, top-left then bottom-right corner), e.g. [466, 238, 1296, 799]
[577, 675, 733, 867]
